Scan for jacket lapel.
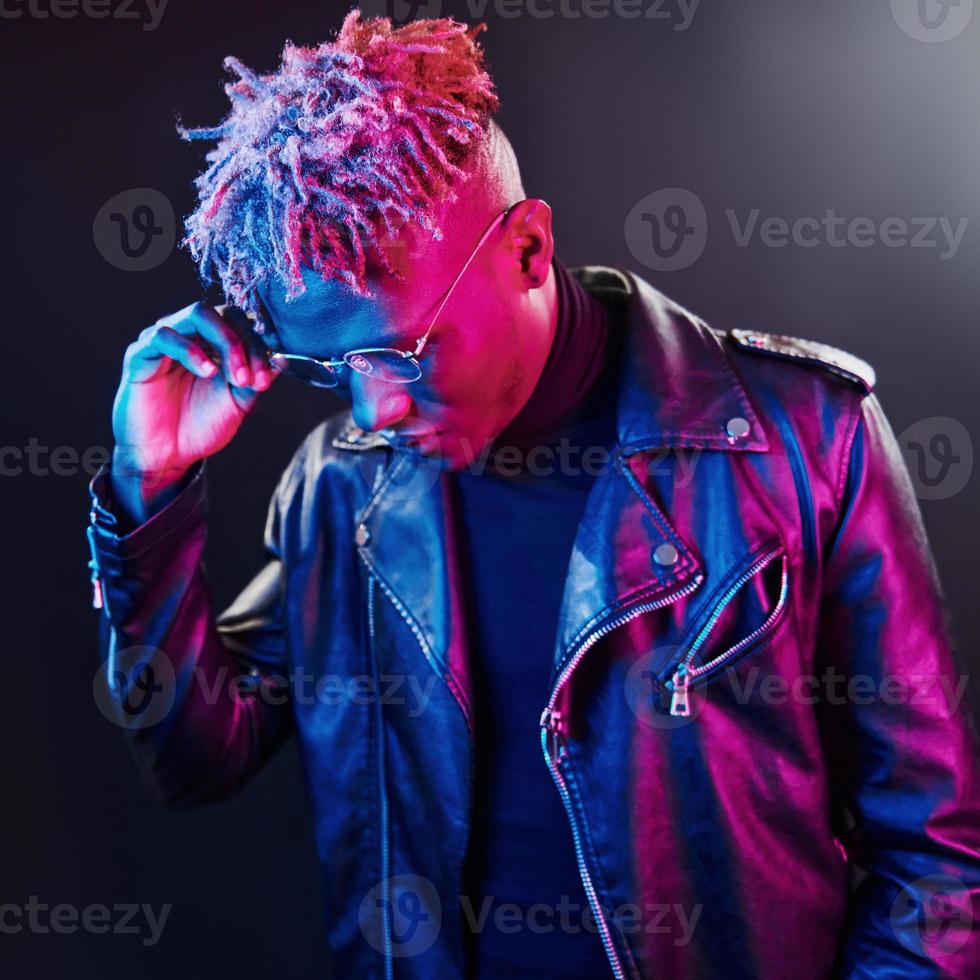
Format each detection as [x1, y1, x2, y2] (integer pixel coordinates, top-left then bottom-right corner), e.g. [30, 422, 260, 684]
[554, 451, 703, 673]
[351, 451, 474, 729]
[553, 268, 770, 669]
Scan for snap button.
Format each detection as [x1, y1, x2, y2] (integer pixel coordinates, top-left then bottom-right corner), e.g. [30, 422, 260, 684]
[653, 543, 679, 566]
[725, 416, 751, 442]
[355, 523, 371, 547]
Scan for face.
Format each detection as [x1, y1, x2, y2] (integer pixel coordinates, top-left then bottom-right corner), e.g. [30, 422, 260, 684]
[257, 198, 556, 471]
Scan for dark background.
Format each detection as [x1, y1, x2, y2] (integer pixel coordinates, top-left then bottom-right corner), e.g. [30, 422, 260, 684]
[3, 1, 978, 976]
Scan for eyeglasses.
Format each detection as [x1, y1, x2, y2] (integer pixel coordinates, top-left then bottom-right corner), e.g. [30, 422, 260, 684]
[261, 206, 512, 389]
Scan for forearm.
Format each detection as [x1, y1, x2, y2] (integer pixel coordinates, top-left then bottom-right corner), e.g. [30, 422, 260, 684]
[89, 459, 291, 805]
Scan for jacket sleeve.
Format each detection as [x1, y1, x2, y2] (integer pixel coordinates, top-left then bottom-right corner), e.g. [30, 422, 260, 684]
[87, 454, 298, 806]
[816, 392, 980, 978]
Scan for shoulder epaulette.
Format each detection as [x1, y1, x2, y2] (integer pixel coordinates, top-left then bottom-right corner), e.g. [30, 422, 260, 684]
[729, 329, 875, 394]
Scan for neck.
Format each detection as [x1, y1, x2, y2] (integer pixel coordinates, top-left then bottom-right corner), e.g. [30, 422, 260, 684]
[495, 260, 610, 449]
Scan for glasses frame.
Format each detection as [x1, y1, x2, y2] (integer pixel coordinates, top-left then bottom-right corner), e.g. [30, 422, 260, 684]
[262, 205, 513, 389]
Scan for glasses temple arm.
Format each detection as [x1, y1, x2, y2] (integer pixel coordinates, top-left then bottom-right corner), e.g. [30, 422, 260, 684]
[411, 208, 509, 357]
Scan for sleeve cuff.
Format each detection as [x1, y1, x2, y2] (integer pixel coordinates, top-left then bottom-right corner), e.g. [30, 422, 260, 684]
[87, 458, 208, 562]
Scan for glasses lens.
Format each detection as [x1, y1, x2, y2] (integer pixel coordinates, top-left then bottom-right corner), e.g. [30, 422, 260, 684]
[344, 350, 422, 384]
[270, 354, 338, 388]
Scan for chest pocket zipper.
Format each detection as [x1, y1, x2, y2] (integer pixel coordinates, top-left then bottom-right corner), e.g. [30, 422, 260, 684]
[667, 546, 790, 716]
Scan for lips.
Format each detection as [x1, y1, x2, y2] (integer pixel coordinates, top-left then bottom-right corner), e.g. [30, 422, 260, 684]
[407, 433, 444, 456]
[380, 420, 441, 451]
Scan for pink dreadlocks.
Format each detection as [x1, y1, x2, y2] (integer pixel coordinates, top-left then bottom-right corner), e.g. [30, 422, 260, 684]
[179, 10, 499, 313]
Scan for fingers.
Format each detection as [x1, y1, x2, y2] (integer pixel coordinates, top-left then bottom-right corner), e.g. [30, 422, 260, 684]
[161, 302, 250, 388]
[144, 302, 273, 392]
[124, 324, 220, 384]
[219, 305, 275, 390]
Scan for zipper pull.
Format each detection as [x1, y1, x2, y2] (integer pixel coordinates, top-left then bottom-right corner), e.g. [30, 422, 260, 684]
[89, 566, 104, 610]
[540, 708, 563, 762]
[86, 524, 104, 610]
[669, 664, 690, 717]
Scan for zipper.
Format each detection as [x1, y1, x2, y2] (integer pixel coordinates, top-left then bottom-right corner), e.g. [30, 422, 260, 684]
[667, 548, 788, 716]
[86, 520, 103, 610]
[362, 555, 476, 977]
[539, 574, 703, 980]
[367, 574, 393, 979]
[356, 506, 476, 980]
[539, 718, 624, 979]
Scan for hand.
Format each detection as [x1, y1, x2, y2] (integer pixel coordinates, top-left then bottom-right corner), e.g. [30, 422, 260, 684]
[110, 302, 276, 522]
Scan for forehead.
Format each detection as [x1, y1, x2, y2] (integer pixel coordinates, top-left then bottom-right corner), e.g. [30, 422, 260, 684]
[258, 267, 424, 358]
[255, 207, 485, 357]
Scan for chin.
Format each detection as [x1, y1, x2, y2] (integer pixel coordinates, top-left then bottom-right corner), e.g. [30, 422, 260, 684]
[422, 445, 467, 473]
[424, 429, 491, 474]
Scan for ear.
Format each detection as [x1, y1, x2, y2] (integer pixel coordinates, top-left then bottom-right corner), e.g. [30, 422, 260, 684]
[499, 198, 554, 289]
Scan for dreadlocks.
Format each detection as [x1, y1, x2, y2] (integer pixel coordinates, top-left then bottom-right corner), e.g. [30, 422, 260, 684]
[179, 10, 499, 314]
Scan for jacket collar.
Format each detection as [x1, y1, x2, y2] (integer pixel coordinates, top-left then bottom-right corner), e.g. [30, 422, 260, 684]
[574, 266, 769, 455]
[334, 266, 770, 458]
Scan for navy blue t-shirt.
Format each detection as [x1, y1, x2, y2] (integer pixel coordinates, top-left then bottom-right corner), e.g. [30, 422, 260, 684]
[454, 264, 623, 978]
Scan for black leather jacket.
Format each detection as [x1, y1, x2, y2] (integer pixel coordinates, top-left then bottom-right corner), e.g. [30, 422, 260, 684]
[87, 268, 980, 978]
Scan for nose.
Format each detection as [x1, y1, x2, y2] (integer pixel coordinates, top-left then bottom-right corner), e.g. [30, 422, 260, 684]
[349, 373, 414, 433]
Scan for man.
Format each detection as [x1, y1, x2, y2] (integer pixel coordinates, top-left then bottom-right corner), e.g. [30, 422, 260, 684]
[87, 11, 980, 979]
